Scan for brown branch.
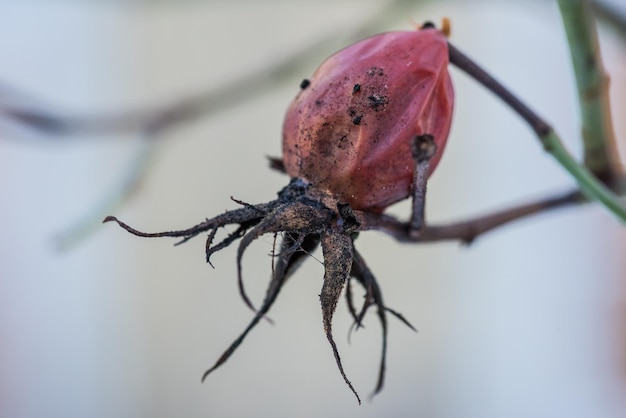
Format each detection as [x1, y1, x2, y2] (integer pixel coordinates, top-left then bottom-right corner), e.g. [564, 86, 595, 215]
[447, 43, 551, 138]
[357, 190, 583, 244]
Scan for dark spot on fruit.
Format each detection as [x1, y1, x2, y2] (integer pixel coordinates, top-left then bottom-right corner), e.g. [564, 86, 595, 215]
[315, 99, 323, 107]
[337, 135, 349, 149]
[421, 21, 436, 29]
[300, 79, 311, 89]
[367, 66, 384, 77]
[348, 108, 357, 117]
[353, 84, 361, 94]
[368, 94, 388, 111]
[352, 115, 362, 125]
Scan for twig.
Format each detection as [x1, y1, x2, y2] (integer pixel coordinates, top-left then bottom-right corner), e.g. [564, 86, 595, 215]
[358, 190, 584, 244]
[448, 43, 626, 223]
[0, 0, 419, 139]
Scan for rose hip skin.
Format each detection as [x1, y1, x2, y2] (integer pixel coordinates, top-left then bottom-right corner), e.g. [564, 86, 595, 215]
[282, 29, 454, 212]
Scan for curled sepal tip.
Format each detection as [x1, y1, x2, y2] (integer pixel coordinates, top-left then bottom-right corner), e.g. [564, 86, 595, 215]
[201, 233, 305, 383]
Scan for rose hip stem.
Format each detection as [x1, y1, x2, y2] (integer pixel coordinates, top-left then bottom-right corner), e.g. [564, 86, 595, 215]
[410, 134, 437, 231]
[447, 43, 550, 137]
[447, 42, 626, 223]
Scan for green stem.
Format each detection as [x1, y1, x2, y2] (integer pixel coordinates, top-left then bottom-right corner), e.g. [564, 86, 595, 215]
[543, 131, 626, 220]
[557, 0, 619, 183]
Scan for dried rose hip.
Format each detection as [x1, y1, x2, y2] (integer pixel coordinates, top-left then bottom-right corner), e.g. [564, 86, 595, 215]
[106, 24, 457, 404]
[283, 28, 454, 211]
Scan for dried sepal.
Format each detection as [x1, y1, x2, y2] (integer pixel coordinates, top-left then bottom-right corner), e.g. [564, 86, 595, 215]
[201, 232, 305, 381]
[273, 233, 321, 282]
[236, 200, 333, 313]
[319, 229, 360, 404]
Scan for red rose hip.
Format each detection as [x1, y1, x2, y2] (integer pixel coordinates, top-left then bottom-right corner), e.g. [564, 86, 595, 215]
[282, 28, 454, 211]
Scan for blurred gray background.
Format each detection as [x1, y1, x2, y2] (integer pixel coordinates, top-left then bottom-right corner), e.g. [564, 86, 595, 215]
[1, 1, 625, 417]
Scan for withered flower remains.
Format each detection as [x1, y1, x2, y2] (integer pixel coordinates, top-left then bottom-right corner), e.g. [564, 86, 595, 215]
[105, 24, 453, 403]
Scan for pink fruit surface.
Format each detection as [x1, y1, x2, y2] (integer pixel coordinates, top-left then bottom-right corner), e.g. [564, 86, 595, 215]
[282, 28, 454, 212]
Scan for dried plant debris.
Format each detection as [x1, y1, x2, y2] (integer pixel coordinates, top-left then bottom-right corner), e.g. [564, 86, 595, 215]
[104, 178, 418, 403]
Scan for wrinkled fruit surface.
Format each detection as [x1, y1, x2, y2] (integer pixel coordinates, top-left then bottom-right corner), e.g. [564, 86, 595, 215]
[282, 28, 454, 212]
